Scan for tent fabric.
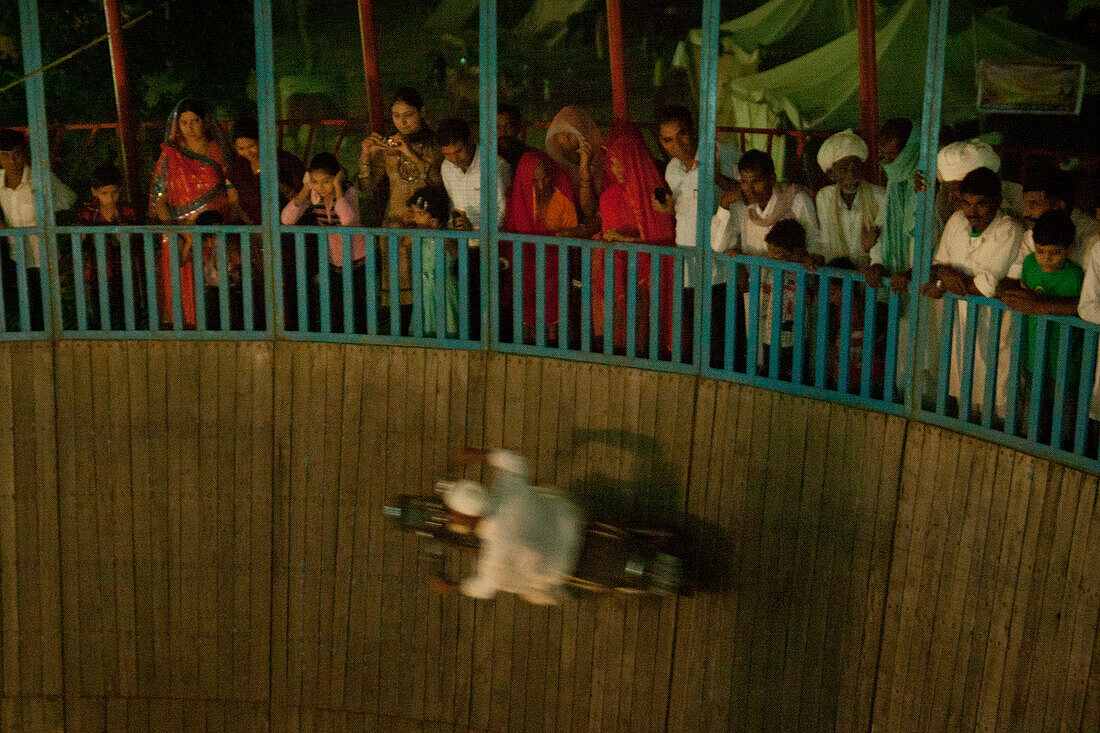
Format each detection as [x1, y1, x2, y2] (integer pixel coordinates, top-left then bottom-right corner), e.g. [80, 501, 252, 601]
[426, 0, 479, 32]
[720, 0, 1100, 131]
[511, 0, 593, 45]
[684, 0, 858, 58]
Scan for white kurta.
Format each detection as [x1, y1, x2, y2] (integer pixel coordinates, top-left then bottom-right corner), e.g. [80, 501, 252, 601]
[713, 190, 821, 352]
[1076, 243, 1100, 419]
[0, 166, 76, 267]
[460, 451, 582, 605]
[814, 183, 886, 268]
[440, 145, 511, 230]
[932, 211, 1024, 415]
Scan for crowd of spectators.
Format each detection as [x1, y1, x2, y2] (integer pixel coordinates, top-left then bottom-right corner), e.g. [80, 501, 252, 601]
[2, 86, 1099, 449]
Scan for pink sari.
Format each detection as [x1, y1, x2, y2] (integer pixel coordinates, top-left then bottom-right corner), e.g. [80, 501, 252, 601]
[149, 101, 232, 327]
[592, 123, 676, 353]
[503, 151, 578, 334]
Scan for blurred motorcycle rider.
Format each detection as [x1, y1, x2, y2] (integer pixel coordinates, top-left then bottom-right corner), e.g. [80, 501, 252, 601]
[432, 449, 582, 605]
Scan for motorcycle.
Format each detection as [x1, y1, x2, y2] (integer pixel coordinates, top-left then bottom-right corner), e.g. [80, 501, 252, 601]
[383, 485, 686, 598]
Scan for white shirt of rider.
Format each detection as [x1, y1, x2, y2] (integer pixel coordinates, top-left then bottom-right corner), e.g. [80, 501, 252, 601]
[460, 451, 582, 605]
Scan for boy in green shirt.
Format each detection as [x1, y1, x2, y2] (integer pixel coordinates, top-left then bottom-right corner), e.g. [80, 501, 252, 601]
[1014, 210, 1085, 446]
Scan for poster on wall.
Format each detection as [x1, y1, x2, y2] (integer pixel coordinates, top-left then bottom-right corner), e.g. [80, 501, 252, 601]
[977, 60, 1087, 115]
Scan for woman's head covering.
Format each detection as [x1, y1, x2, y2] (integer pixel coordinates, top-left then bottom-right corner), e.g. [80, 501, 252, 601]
[503, 150, 575, 235]
[817, 129, 869, 173]
[545, 106, 604, 189]
[936, 139, 1000, 182]
[163, 98, 234, 159]
[602, 122, 675, 243]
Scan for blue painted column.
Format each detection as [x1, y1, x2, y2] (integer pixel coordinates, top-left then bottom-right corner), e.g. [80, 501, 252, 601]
[479, 0, 499, 348]
[694, 0, 721, 371]
[253, 0, 280, 336]
[906, 0, 950, 414]
[17, 0, 60, 335]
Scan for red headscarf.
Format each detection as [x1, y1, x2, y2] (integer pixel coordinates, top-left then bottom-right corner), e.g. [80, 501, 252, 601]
[599, 122, 675, 244]
[503, 150, 576, 235]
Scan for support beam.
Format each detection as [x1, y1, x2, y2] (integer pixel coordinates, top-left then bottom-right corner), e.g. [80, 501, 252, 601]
[856, 0, 879, 168]
[357, 0, 386, 134]
[606, 0, 629, 121]
[103, 0, 142, 206]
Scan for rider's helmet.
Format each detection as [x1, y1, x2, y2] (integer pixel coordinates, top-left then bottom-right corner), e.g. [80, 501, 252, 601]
[438, 479, 488, 517]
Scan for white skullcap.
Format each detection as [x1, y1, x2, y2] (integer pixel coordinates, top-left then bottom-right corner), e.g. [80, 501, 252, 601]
[440, 479, 488, 517]
[817, 129, 868, 172]
[936, 139, 1001, 182]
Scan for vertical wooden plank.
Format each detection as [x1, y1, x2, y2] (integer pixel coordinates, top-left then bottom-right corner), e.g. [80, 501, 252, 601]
[1059, 474, 1100, 730]
[990, 458, 1051, 731]
[314, 344, 346, 710]
[330, 345, 364, 711]
[853, 415, 906, 731]
[869, 421, 928, 731]
[100, 344, 137, 700]
[230, 344, 254, 702]
[11, 343, 45, 698]
[196, 343, 221, 700]
[146, 343, 172, 699]
[124, 343, 156, 699]
[249, 342, 274, 705]
[917, 436, 992, 732]
[54, 344, 82, 710]
[0, 344, 18, 699]
[214, 344, 238, 703]
[270, 341, 295, 714]
[87, 344, 118, 697]
[1044, 472, 1098, 730]
[29, 343, 61, 702]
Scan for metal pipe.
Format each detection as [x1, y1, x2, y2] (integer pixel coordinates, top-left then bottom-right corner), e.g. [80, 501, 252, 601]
[103, 0, 143, 205]
[606, 0, 629, 121]
[856, 0, 880, 169]
[357, 0, 386, 134]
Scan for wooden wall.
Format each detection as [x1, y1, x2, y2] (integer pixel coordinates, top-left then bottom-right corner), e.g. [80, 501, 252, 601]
[0, 340, 1098, 732]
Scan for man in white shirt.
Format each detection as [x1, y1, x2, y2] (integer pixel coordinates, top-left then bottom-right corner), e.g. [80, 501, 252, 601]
[437, 118, 510, 232]
[1001, 168, 1098, 291]
[1076, 243, 1100, 423]
[651, 106, 738, 362]
[921, 167, 1023, 417]
[432, 449, 582, 605]
[437, 118, 511, 340]
[0, 129, 76, 329]
[814, 129, 885, 269]
[710, 150, 822, 368]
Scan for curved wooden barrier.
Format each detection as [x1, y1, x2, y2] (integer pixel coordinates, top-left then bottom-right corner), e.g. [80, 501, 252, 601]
[1, 340, 1098, 731]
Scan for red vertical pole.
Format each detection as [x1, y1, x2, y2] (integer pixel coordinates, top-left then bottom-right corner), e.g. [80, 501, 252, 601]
[606, 0, 629, 121]
[856, 0, 880, 168]
[357, 0, 386, 134]
[103, 0, 142, 205]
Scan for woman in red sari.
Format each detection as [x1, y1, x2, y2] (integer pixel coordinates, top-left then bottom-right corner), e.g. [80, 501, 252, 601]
[503, 150, 584, 342]
[592, 123, 677, 355]
[149, 98, 237, 327]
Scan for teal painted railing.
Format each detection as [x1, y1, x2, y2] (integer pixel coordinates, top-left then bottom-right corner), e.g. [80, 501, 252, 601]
[10, 0, 1098, 473]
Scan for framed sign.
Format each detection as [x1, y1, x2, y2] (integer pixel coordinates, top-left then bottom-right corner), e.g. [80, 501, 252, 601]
[977, 59, 1087, 115]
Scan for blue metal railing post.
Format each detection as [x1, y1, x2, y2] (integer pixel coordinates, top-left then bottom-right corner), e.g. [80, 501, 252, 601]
[18, 0, 60, 336]
[906, 0, 950, 415]
[695, 0, 721, 373]
[479, 0, 498, 350]
[254, 0, 280, 338]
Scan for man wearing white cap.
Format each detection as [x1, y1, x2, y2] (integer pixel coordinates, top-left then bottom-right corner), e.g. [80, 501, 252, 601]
[934, 138, 1023, 238]
[814, 130, 885, 269]
[432, 448, 583, 605]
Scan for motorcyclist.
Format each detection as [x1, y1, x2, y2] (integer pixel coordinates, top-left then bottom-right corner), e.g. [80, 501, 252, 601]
[430, 448, 583, 605]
